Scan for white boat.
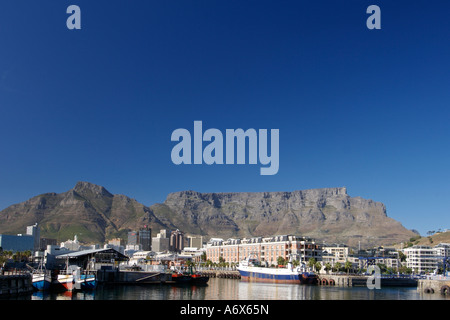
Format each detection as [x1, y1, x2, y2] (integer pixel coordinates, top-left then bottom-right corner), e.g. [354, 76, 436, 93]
[236, 255, 316, 284]
[31, 261, 52, 291]
[32, 272, 52, 291]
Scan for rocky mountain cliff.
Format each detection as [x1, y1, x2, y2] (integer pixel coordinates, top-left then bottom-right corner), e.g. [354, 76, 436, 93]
[157, 188, 417, 247]
[0, 182, 417, 247]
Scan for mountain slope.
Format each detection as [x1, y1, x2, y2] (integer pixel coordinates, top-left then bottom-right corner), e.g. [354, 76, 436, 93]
[0, 182, 174, 243]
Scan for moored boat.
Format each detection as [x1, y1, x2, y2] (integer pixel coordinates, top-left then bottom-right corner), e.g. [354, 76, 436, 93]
[32, 272, 52, 291]
[237, 255, 316, 284]
[53, 273, 75, 291]
[78, 273, 97, 290]
[171, 272, 192, 284]
[190, 273, 209, 285]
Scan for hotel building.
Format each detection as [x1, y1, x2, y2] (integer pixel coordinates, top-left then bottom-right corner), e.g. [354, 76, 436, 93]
[206, 234, 322, 266]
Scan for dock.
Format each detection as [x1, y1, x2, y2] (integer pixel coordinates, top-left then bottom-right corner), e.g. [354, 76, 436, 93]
[0, 273, 34, 297]
[318, 274, 418, 287]
[96, 269, 172, 284]
[418, 277, 450, 295]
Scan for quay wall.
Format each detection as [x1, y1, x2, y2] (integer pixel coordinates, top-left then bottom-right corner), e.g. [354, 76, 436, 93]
[0, 273, 34, 297]
[97, 269, 172, 284]
[318, 275, 417, 287]
[200, 270, 241, 279]
[418, 278, 450, 295]
[318, 275, 362, 287]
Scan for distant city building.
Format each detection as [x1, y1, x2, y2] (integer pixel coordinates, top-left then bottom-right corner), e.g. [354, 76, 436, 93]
[26, 223, 40, 251]
[128, 228, 152, 251]
[128, 231, 138, 246]
[170, 229, 184, 253]
[187, 236, 204, 249]
[106, 238, 125, 254]
[152, 230, 170, 252]
[0, 234, 35, 252]
[39, 238, 57, 251]
[0, 223, 42, 253]
[138, 229, 152, 251]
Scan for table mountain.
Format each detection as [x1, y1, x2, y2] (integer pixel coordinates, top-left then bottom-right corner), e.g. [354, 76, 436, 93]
[0, 182, 417, 247]
[156, 187, 417, 247]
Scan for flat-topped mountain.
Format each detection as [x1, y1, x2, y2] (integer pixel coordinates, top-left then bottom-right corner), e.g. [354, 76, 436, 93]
[0, 182, 417, 247]
[157, 187, 417, 247]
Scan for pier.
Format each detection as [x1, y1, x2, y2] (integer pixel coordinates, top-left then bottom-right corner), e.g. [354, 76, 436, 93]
[96, 269, 172, 284]
[317, 274, 418, 287]
[418, 276, 450, 295]
[0, 273, 34, 297]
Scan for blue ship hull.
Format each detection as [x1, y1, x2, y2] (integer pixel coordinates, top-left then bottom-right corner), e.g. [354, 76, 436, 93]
[237, 266, 317, 284]
[32, 274, 52, 291]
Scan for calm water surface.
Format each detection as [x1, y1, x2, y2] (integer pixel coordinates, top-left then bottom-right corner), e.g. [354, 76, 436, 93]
[29, 278, 450, 301]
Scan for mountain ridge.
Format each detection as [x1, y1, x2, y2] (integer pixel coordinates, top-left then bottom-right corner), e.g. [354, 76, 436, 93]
[0, 182, 417, 248]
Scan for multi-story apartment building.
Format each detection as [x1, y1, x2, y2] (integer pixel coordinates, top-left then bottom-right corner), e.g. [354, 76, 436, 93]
[403, 245, 439, 273]
[206, 234, 322, 266]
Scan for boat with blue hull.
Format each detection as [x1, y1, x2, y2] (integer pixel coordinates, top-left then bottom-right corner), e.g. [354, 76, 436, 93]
[78, 274, 97, 290]
[32, 272, 52, 291]
[237, 255, 316, 284]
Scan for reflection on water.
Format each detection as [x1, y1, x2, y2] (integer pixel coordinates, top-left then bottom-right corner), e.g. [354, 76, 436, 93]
[28, 278, 450, 301]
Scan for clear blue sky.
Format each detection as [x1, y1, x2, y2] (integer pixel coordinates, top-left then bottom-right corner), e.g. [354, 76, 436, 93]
[1, 1, 449, 236]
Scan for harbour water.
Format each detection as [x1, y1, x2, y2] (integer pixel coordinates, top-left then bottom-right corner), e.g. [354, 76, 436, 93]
[22, 278, 450, 301]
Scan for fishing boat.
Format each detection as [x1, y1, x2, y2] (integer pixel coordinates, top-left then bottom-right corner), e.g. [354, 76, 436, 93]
[52, 271, 75, 291]
[32, 271, 52, 291]
[236, 254, 316, 284]
[31, 261, 52, 291]
[171, 271, 192, 284]
[170, 265, 209, 285]
[77, 273, 97, 290]
[187, 265, 209, 285]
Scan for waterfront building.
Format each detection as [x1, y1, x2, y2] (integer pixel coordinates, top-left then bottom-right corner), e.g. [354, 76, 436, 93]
[323, 244, 349, 260]
[206, 234, 322, 266]
[434, 243, 450, 258]
[404, 245, 439, 273]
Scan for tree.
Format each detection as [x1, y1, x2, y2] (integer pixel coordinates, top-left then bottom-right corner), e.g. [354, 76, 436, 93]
[333, 262, 342, 273]
[324, 263, 332, 274]
[307, 258, 316, 270]
[315, 262, 322, 273]
[344, 261, 352, 274]
[277, 256, 286, 266]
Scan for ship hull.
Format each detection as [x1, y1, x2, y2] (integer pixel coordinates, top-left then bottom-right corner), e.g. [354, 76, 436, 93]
[237, 266, 316, 284]
[53, 274, 75, 291]
[32, 274, 52, 291]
